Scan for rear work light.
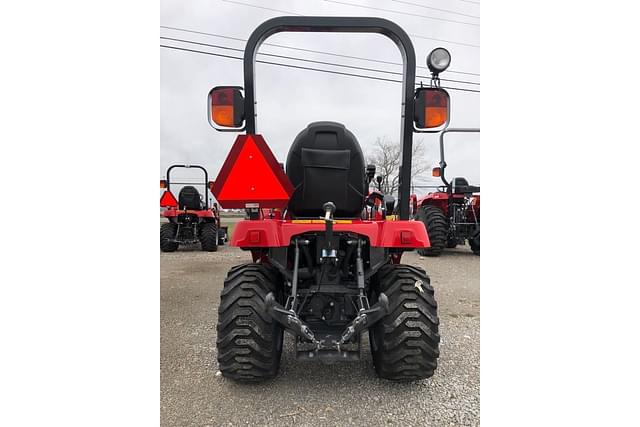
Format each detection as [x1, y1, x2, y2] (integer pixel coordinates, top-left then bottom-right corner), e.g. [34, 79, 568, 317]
[427, 47, 451, 75]
[160, 179, 167, 189]
[208, 86, 245, 130]
[413, 87, 450, 130]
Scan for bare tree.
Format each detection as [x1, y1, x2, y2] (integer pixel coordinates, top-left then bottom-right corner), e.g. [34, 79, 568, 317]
[366, 136, 431, 195]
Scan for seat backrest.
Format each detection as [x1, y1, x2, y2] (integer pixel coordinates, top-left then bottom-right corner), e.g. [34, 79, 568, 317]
[451, 177, 480, 195]
[178, 186, 203, 210]
[452, 177, 469, 190]
[285, 122, 366, 217]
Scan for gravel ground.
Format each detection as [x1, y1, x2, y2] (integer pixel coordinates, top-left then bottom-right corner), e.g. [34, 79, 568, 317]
[161, 241, 479, 426]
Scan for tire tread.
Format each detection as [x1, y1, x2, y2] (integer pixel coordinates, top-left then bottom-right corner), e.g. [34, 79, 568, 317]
[416, 206, 447, 257]
[371, 264, 440, 381]
[216, 263, 283, 382]
[200, 222, 218, 252]
[160, 223, 179, 252]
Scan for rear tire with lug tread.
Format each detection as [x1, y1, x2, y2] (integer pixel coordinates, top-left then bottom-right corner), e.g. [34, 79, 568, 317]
[160, 223, 179, 252]
[199, 222, 218, 252]
[415, 206, 447, 257]
[216, 263, 283, 382]
[371, 264, 440, 381]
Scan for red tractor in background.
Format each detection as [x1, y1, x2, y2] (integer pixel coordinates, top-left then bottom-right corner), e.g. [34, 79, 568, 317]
[207, 16, 455, 382]
[413, 128, 480, 256]
[160, 164, 227, 252]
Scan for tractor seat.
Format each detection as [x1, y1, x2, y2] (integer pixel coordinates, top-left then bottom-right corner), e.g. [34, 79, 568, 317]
[178, 186, 204, 210]
[286, 121, 366, 218]
[451, 177, 480, 195]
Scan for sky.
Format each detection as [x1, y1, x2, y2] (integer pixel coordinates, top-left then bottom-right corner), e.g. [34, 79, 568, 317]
[160, 0, 480, 199]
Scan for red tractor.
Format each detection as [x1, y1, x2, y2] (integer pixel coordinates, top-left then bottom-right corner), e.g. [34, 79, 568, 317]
[413, 128, 480, 256]
[208, 16, 454, 382]
[160, 164, 227, 252]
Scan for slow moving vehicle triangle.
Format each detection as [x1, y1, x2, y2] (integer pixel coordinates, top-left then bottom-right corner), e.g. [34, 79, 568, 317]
[212, 134, 294, 209]
[159, 190, 178, 207]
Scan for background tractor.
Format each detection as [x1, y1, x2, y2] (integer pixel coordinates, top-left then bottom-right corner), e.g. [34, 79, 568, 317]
[413, 128, 480, 256]
[207, 16, 454, 382]
[160, 164, 227, 252]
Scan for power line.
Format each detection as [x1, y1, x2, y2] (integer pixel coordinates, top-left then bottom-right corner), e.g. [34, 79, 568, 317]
[220, 0, 479, 27]
[221, 0, 303, 16]
[161, 36, 480, 86]
[220, 0, 480, 48]
[408, 32, 479, 49]
[160, 25, 480, 75]
[389, 0, 480, 19]
[322, 0, 479, 26]
[161, 44, 399, 83]
[161, 26, 246, 43]
[160, 43, 480, 93]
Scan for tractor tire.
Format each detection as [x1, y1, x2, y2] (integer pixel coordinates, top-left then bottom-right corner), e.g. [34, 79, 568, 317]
[470, 228, 480, 256]
[371, 264, 440, 381]
[217, 227, 228, 246]
[415, 206, 447, 257]
[216, 263, 284, 382]
[199, 222, 218, 252]
[446, 237, 458, 249]
[160, 223, 179, 252]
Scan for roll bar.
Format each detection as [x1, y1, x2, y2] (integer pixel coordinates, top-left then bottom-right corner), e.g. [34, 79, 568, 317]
[165, 164, 210, 210]
[242, 16, 417, 220]
[437, 128, 480, 190]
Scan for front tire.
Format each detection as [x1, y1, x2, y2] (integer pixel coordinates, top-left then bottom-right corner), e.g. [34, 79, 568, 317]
[217, 226, 228, 245]
[415, 206, 447, 257]
[160, 223, 179, 252]
[199, 222, 218, 252]
[216, 263, 284, 382]
[371, 264, 440, 381]
[470, 228, 480, 255]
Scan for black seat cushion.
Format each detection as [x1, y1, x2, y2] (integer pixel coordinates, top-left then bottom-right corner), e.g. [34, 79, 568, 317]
[452, 177, 480, 194]
[286, 122, 366, 217]
[178, 186, 203, 210]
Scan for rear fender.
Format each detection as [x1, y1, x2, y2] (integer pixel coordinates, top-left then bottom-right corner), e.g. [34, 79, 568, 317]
[232, 219, 430, 249]
[418, 193, 449, 216]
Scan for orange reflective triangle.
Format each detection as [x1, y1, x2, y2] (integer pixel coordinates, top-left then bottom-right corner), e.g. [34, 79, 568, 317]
[160, 190, 178, 207]
[212, 134, 294, 209]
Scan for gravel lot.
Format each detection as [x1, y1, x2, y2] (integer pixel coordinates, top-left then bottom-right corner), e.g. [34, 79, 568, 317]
[161, 233, 479, 426]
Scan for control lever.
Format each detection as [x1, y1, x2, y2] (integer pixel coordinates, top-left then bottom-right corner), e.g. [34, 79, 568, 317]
[321, 202, 337, 261]
[323, 201, 336, 221]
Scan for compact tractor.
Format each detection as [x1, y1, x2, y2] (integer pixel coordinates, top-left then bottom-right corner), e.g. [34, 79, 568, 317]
[413, 128, 480, 256]
[160, 164, 227, 252]
[208, 16, 454, 382]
